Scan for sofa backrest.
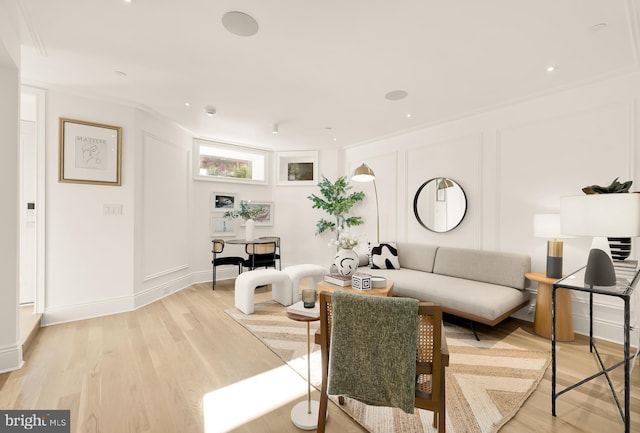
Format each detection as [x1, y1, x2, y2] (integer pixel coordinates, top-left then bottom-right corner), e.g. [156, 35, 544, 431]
[396, 242, 439, 273]
[433, 247, 530, 289]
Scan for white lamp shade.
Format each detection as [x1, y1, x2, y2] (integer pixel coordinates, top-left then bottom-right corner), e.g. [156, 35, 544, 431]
[560, 193, 640, 237]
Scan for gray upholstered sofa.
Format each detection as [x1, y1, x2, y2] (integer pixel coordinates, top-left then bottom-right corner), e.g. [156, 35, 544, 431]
[358, 242, 531, 328]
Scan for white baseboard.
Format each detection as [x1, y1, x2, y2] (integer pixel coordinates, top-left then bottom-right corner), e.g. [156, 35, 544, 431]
[134, 273, 194, 309]
[42, 295, 135, 327]
[0, 344, 24, 373]
[40, 271, 215, 326]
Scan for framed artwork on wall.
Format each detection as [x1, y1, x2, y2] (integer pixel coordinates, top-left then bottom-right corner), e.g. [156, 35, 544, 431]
[58, 117, 122, 185]
[239, 201, 274, 226]
[210, 215, 236, 237]
[276, 151, 318, 185]
[210, 192, 237, 211]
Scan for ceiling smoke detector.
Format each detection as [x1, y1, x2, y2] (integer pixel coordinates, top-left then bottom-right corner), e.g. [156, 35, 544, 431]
[204, 107, 216, 116]
[385, 90, 408, 101]
[222, 11, 259, 37]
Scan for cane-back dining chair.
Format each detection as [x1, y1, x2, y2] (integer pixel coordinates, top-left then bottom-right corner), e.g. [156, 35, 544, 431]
[242, 241, 277, 271]
[258, 236, 281, 269]
[316, 291, 449, 433]
[211, 239, 244, 290]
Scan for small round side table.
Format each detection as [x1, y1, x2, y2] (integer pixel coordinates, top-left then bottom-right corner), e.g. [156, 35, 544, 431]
[285, 309, 322, 430]
[525, 272, 574, 342]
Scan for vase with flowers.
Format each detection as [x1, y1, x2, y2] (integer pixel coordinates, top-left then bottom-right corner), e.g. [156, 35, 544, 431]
[330, 231, 361, 276]
[223, 201, 264, 240]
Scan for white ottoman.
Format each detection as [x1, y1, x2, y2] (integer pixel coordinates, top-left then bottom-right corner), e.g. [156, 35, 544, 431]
[283, 264, 328, 303]
[235, 269, 293, 314]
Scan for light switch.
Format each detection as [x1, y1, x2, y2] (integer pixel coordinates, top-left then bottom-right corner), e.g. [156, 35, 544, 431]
[103, 204, 123, 216]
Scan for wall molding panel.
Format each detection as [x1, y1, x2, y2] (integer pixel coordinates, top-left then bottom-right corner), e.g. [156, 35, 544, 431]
[141, 131, 190, 282]
[143, 264, 190, 282]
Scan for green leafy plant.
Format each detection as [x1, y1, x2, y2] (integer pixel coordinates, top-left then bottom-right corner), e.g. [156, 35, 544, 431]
[223, 201, 264, 220]
[308, 176, 365, 235]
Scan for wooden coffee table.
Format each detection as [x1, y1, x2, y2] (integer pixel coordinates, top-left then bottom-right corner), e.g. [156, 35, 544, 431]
[316, 279, 394, 297]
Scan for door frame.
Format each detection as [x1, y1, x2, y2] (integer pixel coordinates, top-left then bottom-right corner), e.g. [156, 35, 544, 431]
[21, 85, 46, 314]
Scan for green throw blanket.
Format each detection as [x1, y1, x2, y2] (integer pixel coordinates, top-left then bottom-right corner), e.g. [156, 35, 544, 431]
[327, 291, 419, 413]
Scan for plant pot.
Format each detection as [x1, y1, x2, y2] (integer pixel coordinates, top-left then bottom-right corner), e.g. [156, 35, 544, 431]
[334, 248, 359, 277]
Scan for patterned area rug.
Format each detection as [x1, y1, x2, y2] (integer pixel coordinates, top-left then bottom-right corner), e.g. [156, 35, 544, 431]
[226, 301, 550, 433]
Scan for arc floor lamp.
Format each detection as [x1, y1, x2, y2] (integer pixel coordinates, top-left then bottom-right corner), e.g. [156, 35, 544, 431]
[351, 163, 380, 244]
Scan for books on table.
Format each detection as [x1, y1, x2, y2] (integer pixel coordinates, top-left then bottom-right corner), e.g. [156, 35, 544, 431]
[323, 273, 352, 286]
[286, 300, 320, 318]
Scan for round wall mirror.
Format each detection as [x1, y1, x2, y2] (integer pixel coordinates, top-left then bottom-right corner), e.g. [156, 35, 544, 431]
[413, 178, 467, 233]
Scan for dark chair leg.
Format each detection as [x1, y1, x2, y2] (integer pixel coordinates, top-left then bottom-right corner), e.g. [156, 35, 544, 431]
[470, 320, 480, 341]
[212, 264, 216, 290]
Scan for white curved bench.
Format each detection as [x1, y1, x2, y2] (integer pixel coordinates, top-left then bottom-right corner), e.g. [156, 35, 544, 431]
[282, 264, 328, 303]
[234, 269, 293, 314]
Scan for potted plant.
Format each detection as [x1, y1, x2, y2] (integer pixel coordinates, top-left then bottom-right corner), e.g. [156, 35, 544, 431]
[308, 176, 365, 276]
[308, 175, 365, 236]
[223, 201, 264, 240]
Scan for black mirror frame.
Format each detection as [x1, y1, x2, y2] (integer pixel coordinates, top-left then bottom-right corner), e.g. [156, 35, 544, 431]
[413, 178, 467, 233]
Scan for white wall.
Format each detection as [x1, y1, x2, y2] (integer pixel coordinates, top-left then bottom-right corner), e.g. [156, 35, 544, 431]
[134, 110, 193, 307]
[41, 91, 202, 324]
[43, 91, 136, 324]
[36, 84, 345, 325]
[0, 1, 22, 372]
[191, 147, 342, 284]
[345, 71, 640, 344]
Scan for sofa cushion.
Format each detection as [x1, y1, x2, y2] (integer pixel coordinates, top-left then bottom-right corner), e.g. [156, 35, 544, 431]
[396, 242, 438, 273]
[362, 267, 529, 322]
[433, 247, 530, 290]
[370, 242, 400, 269]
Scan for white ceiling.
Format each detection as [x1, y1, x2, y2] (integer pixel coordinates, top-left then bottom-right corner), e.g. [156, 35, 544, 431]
[12, 0, 640, 151]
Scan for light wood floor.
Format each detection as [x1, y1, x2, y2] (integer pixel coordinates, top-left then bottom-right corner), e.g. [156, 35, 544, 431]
[1, 280, 638, 433]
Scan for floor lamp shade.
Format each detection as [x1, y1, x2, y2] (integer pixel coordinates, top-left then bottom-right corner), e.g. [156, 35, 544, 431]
[560, 193, 640, 286]
[534, 214, 567, 279]
[351, 163, 379, 244]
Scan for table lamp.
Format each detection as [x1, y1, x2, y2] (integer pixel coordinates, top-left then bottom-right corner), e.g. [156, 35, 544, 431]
[534, 213, 570, 278]
[560, 193, 640, 286]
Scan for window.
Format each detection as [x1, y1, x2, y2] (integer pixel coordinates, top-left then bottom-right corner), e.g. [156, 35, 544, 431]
[194, 138, 268, 184]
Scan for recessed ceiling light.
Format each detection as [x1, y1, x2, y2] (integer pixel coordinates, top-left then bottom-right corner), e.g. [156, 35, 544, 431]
[184, 102, 191, 107]
[272, 124, 279, 134]
[385, 90, 408, 101]
[204, 106, 216, 116]
[406, 113, 412, 118]
[222, 11, 259, 37]
[546, 65, 556, 73]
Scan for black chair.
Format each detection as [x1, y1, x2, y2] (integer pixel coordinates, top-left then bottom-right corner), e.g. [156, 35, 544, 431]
[259, 236, 281, 269]
[211, 239, 244, 290]
[243, 241, 277, 271]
